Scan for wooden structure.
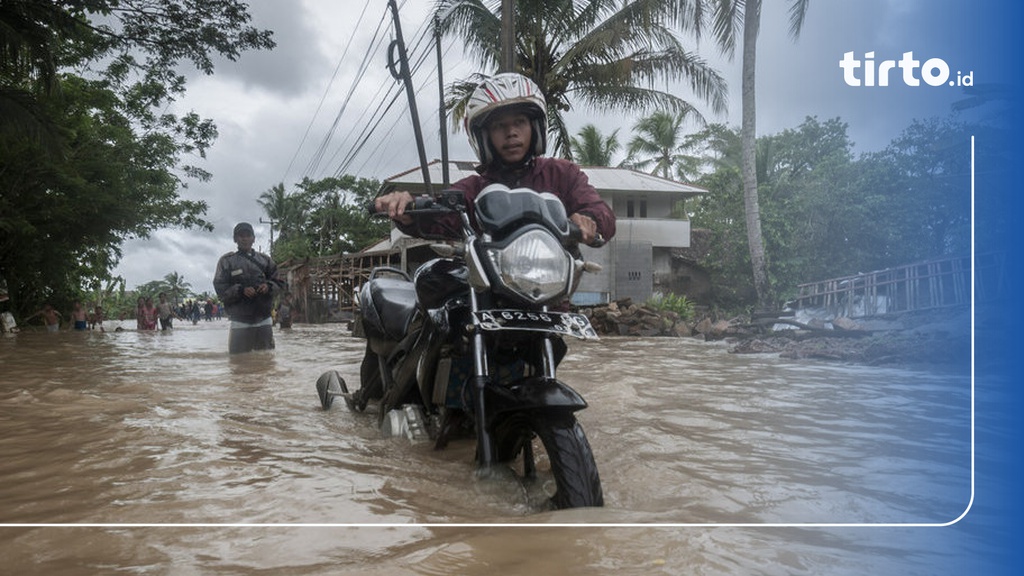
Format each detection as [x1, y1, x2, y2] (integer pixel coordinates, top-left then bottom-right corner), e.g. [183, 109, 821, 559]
[788, 253, 1003, 318]
[279, 244, 401, 323]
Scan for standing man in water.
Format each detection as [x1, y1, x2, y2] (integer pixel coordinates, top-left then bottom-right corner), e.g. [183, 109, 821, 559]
[213, 222, 284, 354]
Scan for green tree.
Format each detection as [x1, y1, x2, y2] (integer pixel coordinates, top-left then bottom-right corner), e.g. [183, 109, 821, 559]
[0, 0, 274, 318]
[258, 182, 311, 250]
[689, 125, 754, 308]
[569, 124, 620, 166]
[691, 115, 972, 310]
[163, 271, 192, 307]
[260, 176, 390, 264]
[701, 0, 812, 310]
[0, 1, 77, 146]
[436, 0, 728, 160]
[624, 110, 701, 181]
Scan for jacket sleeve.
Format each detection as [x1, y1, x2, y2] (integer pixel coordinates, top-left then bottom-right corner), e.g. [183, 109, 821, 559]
[393, 182, 477, 240]
[560, 162, 616, 243]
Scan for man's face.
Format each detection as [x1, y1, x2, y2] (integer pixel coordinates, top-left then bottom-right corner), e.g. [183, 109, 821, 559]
[486, 111, 532, 164]
[235, 231, 255, 251]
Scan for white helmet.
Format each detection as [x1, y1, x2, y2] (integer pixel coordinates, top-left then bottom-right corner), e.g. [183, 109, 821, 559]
[464, 73, 547, 166]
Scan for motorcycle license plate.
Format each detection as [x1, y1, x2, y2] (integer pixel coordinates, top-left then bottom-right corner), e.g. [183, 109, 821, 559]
[474, 310, 599, 340]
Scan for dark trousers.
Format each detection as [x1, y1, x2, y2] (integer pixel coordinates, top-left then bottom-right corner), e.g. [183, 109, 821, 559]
[229, 323, 275, 354]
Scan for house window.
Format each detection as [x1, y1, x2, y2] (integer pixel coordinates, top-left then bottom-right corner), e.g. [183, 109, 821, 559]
[625, 198, 647, 218]
[628, 271, 642, 281]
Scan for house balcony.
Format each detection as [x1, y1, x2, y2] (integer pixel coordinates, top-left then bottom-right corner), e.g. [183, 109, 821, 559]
[613, 218, 692, 249]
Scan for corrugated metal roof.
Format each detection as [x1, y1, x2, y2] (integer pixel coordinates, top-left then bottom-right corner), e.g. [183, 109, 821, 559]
[382, 160, 708, 196]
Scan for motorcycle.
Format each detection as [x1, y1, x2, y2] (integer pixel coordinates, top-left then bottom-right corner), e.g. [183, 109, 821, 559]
[315, 183, 605, 509]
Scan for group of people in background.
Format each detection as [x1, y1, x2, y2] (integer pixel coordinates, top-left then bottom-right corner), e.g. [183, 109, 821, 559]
[23, 301, 103, 332]
[15, 295, 228, 333]
[15, 288, 294, 337]
[135, 294, 224, 331]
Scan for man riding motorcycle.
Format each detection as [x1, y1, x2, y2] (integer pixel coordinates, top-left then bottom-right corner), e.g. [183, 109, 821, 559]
[328, 73, 615, 509]
[375, 72, 615, 248]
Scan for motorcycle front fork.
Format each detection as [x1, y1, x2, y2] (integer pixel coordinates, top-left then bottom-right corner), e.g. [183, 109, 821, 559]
[470, 298, 557, 470]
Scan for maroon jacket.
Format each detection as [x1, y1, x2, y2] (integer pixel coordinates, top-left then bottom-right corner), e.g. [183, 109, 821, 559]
[397, 157, 616, 244]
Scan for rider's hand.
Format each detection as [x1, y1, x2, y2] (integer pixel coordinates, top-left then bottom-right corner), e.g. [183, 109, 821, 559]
[570, 213, 598, 245]
[374, 191, 415, 225]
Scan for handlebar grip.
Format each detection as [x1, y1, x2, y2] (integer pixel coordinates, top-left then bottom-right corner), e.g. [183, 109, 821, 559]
[567, 221, 606, 248]
[367, 195, 438, 218]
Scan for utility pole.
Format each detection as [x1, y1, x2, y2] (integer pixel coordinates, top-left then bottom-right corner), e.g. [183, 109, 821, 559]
[500, 0, 515, 73]
[387, 0, 432, 195]
[259, 217, 277, 254]
[435, 14, 449, 186]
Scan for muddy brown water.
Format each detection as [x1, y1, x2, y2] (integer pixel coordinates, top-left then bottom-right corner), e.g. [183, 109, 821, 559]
[0, 319, 994, 574]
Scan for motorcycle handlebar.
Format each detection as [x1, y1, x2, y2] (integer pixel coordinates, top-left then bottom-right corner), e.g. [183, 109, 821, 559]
[369, 191, 605, 247]
[568, 221, 606, 248]
[367, 190, 464, 217]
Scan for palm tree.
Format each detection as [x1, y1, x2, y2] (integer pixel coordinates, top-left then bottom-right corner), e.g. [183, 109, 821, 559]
[258, 182, 310, 249]
[569, 124, 620, 166]
[435, 0, 728, 160]
[624, 110, 700, 181]
[163, 272, 192, 307]
[701, 0, 810, 310]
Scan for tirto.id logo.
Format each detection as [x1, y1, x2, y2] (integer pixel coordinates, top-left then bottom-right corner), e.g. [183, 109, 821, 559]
[840, 51, 974, 87]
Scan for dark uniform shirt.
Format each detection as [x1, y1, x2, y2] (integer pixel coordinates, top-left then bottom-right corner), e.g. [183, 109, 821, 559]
[213, 249, 283, 324]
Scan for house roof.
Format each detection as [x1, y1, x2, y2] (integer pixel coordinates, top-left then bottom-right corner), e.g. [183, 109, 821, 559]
[381, 160, 708, 197]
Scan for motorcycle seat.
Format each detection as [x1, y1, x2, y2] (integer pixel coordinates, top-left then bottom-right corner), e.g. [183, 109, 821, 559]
[363, 277, 418, 340]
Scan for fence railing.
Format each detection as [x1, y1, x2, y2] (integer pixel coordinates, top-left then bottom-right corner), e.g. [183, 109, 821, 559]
[788, 253, 1003, 318]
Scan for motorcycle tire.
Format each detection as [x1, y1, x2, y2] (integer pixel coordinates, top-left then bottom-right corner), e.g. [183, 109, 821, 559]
[530, 415, 604, 509]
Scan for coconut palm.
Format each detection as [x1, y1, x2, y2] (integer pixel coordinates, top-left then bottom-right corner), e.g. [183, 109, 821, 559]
[699, 0, 810, 309]
[258, 182, 310, 248]
[624, 110, 701, 181]
[163, 272, 192, 307]
[435, 0, 728, 160]
[569, 124, 620, 166]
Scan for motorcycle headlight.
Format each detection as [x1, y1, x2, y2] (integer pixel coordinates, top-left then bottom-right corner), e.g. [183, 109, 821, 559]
[486, 229, 571, 303]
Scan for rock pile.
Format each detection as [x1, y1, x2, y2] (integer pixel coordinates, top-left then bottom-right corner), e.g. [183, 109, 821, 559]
[576, 298, 732, 340]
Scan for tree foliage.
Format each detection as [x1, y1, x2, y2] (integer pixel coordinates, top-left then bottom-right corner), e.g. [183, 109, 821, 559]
[569, 124, 620, 167]
[624, 110, 702, 181]
[259, 176, 391, 265]
[691, 116, 974, 310]
[691, 0, 812, 311]
[0, 0, 273, 318]
[435, 0, 728, 159]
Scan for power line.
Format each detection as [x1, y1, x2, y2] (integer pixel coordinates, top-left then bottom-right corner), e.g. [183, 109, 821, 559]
[292, 1, 462, 183]
[281, 0, 375, 185]
[304, 4, 394, 178]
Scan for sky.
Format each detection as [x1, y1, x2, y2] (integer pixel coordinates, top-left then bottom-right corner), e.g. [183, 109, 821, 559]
[110, 0, 1003, 295]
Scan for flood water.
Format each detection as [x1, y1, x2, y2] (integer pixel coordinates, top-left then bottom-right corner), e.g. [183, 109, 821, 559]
[0, 319, 998, 574]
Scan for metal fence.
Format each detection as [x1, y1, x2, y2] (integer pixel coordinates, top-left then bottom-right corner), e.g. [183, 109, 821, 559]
[789, 253, 1004, 318]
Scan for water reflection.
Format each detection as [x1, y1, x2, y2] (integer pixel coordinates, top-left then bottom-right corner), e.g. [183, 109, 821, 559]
[0, 320, 987, 574]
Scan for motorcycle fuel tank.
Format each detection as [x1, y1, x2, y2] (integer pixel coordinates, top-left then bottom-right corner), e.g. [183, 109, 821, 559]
[414, 258, 470, 310]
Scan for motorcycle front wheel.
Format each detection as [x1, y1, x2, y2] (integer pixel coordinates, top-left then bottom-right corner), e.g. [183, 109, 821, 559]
[512, 415, 604, 509]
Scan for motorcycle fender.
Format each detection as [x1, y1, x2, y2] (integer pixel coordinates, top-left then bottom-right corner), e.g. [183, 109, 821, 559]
[485, 376, 588, 417]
